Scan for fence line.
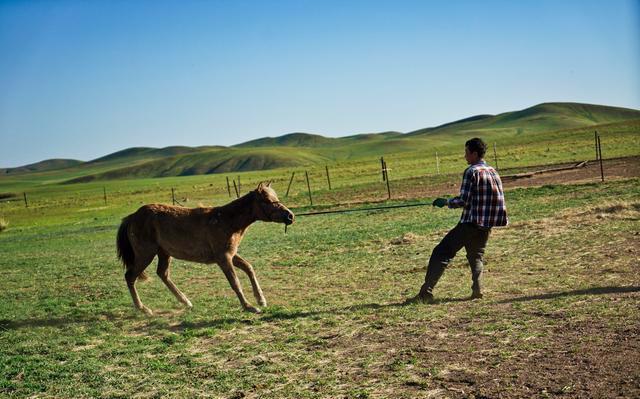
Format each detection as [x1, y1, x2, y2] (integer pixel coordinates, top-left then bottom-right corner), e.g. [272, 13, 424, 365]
[2, 133, 614, 212]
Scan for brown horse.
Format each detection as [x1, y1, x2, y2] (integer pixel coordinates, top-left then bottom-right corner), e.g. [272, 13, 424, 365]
[116, 182, 294, 315]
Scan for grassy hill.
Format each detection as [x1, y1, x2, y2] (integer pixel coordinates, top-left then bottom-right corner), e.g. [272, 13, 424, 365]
[0, 159, 83, 175]
[234, 131, 405, 148]
[64, 148, 330, 183]
[2, 102, 639, 185]
[407, 102, 640, 138]
[233, 132, 336, 148]
[87, 145, 224, 164]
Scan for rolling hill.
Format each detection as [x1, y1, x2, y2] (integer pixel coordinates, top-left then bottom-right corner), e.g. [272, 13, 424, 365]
[406, 102, 640, 137]
[2, 102, 639, 183]
[1, 159, 83, 175]
[63, 148, 331, 183]
[233, 132, 336, 148]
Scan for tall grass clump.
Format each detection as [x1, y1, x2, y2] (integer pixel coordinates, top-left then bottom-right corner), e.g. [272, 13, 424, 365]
[0, 217, 8, 232]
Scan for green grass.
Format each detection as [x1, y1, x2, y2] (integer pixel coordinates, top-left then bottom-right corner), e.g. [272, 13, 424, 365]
[1, 107, 639, 397]
[1, 175, 639, 397]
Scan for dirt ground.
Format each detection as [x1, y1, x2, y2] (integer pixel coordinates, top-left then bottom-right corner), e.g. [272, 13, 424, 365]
[321, 159, 640, 398]
[500, 156, 640, 188]
[393, 156, 640, 202]
[331, 202, 640, 398]
[316, 156, 640, 207]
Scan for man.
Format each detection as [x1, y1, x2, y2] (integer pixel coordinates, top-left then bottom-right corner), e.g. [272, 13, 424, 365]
[411, 137, 508, 303]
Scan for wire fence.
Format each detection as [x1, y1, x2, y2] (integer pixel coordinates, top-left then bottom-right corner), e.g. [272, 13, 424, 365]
[0, 131, 617, 215]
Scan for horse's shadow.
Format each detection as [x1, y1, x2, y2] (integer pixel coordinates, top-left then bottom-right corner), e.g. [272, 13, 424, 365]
[175, 296, 479, 331]
[2, 285, 638, 333]
[0, 311, 138, 331]
[171, 301, 408, 331]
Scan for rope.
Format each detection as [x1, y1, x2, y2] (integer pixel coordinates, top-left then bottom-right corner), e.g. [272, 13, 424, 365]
[295, 201, 434, 217]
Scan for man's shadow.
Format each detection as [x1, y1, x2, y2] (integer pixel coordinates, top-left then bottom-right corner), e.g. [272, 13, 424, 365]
[497, 285, 640, 303]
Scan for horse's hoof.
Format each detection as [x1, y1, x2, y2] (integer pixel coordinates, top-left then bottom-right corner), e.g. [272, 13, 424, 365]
[258, 298, 267, 307]
[245, 306, 262, 314]
[183, 300, 193, 309]
[139, 306, 154, 316]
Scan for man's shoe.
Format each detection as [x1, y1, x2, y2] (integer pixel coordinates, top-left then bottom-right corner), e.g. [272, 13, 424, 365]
[405, 292, 435, 304]
[470, 291, 483, 300]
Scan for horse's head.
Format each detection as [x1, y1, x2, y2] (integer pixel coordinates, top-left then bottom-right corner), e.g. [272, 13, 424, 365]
[253, 182, 295, 225]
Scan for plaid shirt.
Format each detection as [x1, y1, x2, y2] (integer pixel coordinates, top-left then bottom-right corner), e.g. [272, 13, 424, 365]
[448, 160, 508, 228]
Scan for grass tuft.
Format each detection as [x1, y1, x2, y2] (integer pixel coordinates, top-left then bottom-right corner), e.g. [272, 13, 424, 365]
[0, 217, 7, 232]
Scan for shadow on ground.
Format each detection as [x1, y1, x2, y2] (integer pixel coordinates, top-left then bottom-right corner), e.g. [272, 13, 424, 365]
[498, 285, 640, 303]
[2, 285, 637, 332]
[0, 311, 137, 331]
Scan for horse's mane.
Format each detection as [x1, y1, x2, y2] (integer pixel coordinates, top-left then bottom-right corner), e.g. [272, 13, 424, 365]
[215, 190, 256, 220]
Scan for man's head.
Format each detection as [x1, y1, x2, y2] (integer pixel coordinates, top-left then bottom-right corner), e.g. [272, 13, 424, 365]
[464, 137, 487, 165]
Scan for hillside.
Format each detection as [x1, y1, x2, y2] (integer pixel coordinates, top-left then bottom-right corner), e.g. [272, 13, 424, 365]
[87, 145, 224, 164]
[407, 102, 640, 137]
[0, 159, 83, 175]
[63, 148, 331, 183]
[2, 102, 639, 183]
[233, 132, 335, 148]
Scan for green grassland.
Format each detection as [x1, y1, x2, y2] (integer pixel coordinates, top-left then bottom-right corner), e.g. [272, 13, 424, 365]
[1, 101, 639, 397]
[1, 175, 639, 397]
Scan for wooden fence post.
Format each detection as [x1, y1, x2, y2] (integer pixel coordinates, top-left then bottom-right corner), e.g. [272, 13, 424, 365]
[597, 132, 604, 182]
[325, 165, 332, 190]
[237, 176, 241, 193]
[23, 192, 28, 208]
[285, 171, 295, 197]
[226, 177, 231, 197]
[380, 157, 386, 181]
[493, 142, 499, 170]
[436, 152, 440, 174]
[171, 188, 176, 205]
[594, 131, 599, 161]
[305, 171, 313, 206]
[103, 187, 107, 205]
[232, 180, 239, 198]
[384, 160, 391, 199]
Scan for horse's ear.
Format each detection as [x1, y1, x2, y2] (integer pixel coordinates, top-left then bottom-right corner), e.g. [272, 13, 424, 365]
[267, 180, 272, 188]
[256, 181, 265, 191]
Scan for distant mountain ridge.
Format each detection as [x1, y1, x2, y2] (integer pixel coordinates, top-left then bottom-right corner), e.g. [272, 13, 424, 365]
[87, 145, 225, 164]
[2, 102, 639, 182]
[1, 159, 83, 175]
[405, 102, 640, 137]
[234, 132, 334, 148]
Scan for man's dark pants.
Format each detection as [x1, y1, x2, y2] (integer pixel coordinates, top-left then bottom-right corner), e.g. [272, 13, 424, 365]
[419, 222, 490, 297]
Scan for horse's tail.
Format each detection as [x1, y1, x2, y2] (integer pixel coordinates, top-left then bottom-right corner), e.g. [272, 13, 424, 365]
[116, 216, 135, 270]
[116, 216, 148, 281]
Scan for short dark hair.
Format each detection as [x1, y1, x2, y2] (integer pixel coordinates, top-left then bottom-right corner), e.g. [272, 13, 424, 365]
[465, 137, 487, 158]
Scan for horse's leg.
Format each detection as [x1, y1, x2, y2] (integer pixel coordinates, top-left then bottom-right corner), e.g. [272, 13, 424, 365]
[157, 250, 193, 309]
[233, 255, 266, 307]
[218, 256, 261, 313]
[125, 252, 155, 316]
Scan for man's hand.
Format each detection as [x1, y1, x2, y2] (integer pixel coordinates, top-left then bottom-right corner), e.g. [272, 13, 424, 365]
[432, 198, 448, 208]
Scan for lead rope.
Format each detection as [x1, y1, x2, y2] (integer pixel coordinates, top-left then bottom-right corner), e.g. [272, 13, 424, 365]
[283, 200, 436, 234]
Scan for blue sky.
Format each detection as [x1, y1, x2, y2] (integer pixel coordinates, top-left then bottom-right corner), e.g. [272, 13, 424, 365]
[1, 0, 638, 167]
